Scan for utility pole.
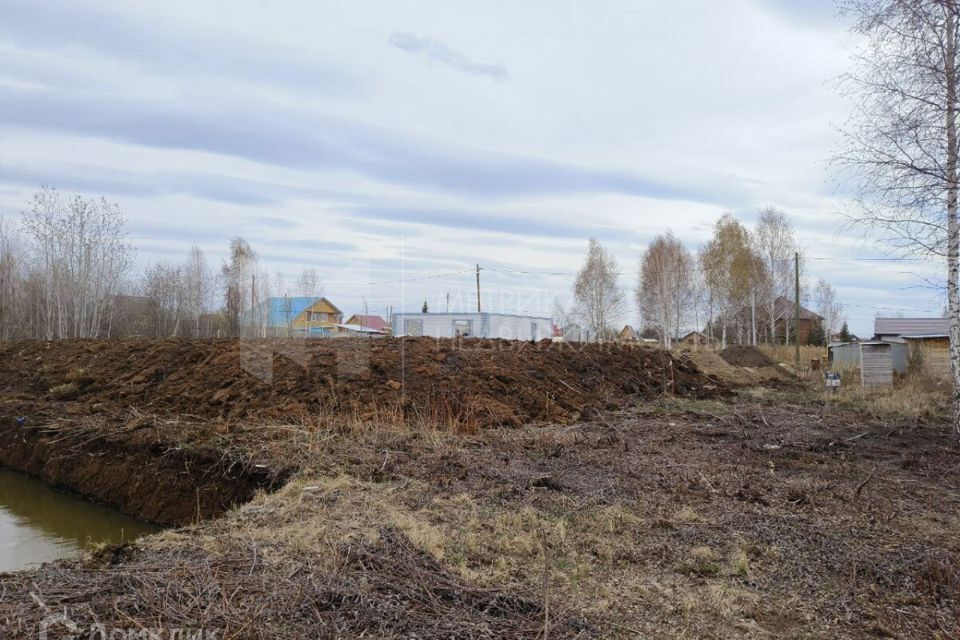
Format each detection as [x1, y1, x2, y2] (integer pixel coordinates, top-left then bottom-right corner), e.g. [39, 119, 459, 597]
[794, 251, 800, 376]
[475, 264, 481, 313]
[446, 292, 450, 313]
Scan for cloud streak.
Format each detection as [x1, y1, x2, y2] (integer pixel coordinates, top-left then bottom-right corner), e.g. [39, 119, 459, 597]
[346, 206, 649, 243]
[390, 32, 507, 80]
[0, 86, 713, 202]
[0, 0, 354, 95]
[0, 160, 344, 207]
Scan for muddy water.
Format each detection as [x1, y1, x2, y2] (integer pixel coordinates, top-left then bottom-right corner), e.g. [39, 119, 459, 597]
[0, 467, 162, 571]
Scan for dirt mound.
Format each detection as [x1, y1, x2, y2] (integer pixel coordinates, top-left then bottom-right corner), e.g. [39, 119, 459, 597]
[685, 349, 791, 386]
[0, 338, 725, 429]
[684, 350, 759, 385]
[720, 345, 775, 368]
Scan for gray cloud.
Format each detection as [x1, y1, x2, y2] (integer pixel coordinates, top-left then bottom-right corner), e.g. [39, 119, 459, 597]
[0, 0, 354, 95]
[390, 32, 507, 80]
[346, 206, 648, 243]
[0, 86, 713, 202]
[0, 160, 343, 207]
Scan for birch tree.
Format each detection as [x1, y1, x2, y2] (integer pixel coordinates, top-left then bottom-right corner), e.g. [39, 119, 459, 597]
[0, 216, 27, 340]
[141, 260, 185, 337]
[296, 268, 322, 298]
[813, 279, 844, 338]
[221, 237, 257, 337]
[753, 208, 800, 344]
[21, 187, 134, 339]
[182, 245, 214, 337]
[699, 215, 762, 347]
[573, 238, 624, 340]
[836, 0, 960, 439]
[636, 231, 695, 347]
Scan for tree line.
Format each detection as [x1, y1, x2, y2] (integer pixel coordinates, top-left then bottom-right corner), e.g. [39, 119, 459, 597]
[568, 208, 845, 347]
[0, 187, 323, 340]
[0, 187, 845, 346]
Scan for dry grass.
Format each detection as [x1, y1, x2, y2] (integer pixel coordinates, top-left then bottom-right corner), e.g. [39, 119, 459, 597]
[758, 344, 827, 374]
[820, 373, 951, 422]
[47, 381, 78, 399]
[5, 390, 960, 638]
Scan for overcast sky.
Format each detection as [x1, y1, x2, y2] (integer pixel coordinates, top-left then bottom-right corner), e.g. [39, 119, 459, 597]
[0, 0, 946, 336]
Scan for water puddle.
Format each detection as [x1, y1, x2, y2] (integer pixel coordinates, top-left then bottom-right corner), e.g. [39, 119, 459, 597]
[0, 467, 162, 572]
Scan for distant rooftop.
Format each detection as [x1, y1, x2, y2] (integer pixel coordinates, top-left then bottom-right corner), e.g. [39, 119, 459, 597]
[874, 317, 949, 338]
[773, 296, 821, 321]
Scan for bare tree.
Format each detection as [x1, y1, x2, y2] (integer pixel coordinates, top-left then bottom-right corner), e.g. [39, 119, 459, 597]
[296, 268, 322, 298]
[253, 267, 272, 337]
[636, 231, 694, 348]
[221, 237, 257, 337]
[699, 214, 764, 347]
[753, 208, 800, 344]
[573, 238, 624, 340]
[181, 245, 214, 337]
[813, 279, 844, 338]
[836, 0, 960, 438]
[551, 296, 572, 334]
[0, 216, 22, 340]
[20, 187, 134, 339]
[141, 260, 185, 337]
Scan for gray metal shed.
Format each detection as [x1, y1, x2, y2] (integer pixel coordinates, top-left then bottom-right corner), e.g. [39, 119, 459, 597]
[829, 341, 907, 375]
[860, 342, 893, 387]
[828, 342, 860, 369]
[392, 312, 553, 341]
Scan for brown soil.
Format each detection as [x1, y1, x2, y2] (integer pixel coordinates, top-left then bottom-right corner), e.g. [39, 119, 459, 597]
[0, 338, 723, 524]
[685, 349, 791, 387]
[2, 393, 958, 638]
[0, 416, 288, 526]
[0, 338, 725, 430]
[1, 339, 956, 637]
[720, 345, 776, 368]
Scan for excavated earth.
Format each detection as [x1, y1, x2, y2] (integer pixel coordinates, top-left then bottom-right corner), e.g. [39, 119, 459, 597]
[720, 345, 777, 368]
[0, 338, 723, 525]
[0, 337, 724, 428]
[2, 338, 958, 637]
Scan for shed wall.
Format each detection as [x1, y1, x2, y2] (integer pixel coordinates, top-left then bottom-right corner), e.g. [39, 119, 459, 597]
[393, 313, 551, 340]
[861, 344, 893, 387]
[829, 343, 860, 369]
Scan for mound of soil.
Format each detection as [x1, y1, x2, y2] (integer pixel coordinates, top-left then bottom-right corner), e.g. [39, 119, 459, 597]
[0, 338, 725, 429]
[719, 345, 775, 368]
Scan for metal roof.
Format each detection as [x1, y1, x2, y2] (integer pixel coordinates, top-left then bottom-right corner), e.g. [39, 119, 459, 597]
[392, 312, 551, 320]
[874, 317, 949, 337]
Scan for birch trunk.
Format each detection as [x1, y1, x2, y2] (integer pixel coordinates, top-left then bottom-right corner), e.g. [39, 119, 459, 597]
[946, 9, 960, 442]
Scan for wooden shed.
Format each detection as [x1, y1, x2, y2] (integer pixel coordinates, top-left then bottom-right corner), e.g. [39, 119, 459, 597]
[860, 342, 893, 387]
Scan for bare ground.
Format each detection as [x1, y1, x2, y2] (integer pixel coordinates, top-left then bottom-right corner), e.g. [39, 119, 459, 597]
[2, 387, 959, 638]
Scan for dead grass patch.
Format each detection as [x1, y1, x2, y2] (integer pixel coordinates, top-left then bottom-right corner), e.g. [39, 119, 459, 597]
[823, 375, 950, 422]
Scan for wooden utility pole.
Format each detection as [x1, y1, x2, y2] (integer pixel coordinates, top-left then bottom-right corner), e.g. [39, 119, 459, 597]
[475, 264, 481, 313]
[794, 251, 800, 375]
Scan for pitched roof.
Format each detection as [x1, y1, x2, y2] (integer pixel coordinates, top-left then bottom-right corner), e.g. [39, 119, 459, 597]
[874, 317, 949, 337]
[773, 296, 822, 321]
[346, 314, 388, 332]
[256, 296, 341, 327]
[619, 325, 638, 339]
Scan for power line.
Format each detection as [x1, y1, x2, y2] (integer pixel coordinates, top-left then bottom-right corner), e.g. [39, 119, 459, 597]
[805, 256, 930, 262]
[280, 268, 474, 287]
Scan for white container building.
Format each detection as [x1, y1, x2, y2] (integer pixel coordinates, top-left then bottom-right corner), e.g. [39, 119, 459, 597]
[392, 312, 553, 341]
